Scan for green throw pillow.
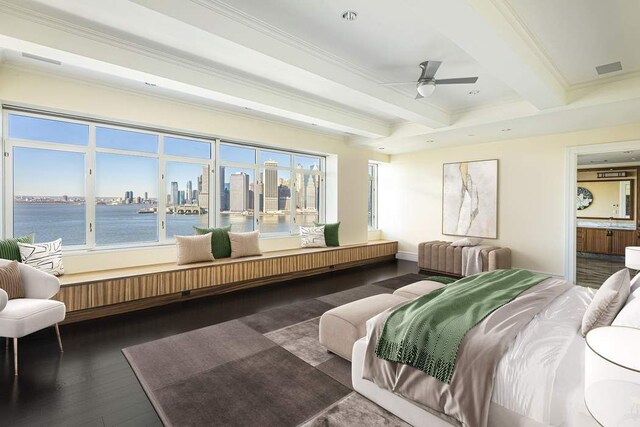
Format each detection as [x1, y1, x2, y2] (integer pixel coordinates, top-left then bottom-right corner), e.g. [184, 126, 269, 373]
[193, 225, 232, 259]
[0, 233, 35, 262]
[314, 222, 340, 247]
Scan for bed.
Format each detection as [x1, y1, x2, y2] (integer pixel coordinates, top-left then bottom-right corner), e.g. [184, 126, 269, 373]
[352, 280, 601, 427]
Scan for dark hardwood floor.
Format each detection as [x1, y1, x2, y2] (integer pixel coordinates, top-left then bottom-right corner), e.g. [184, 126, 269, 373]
[0, 259, 417, 427]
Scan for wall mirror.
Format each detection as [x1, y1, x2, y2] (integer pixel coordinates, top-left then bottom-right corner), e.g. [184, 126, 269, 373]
[576, 179, 635, 220]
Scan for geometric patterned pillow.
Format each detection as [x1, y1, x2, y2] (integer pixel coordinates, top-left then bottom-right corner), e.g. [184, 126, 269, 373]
[300, 226, 326, 248]
[17, 238, 64, 276]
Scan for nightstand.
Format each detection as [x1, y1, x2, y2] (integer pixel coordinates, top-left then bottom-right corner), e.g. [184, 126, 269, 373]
[585, 326, 640, 426]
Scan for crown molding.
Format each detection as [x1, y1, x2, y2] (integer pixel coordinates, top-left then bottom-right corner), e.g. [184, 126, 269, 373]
[0, 0, 393, 132]
[487, 0, 568, 89]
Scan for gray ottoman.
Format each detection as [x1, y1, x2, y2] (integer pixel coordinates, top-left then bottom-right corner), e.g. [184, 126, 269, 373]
[319, 294, 407, 361]
[393, 280, 446, 299]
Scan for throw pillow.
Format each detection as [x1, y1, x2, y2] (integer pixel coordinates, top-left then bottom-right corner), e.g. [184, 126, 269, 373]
[313, 222, 340, 247]
[0, 261, 24, 299]
[300, 226, 326, 248]
[228, 231, 262, 259]
[612, 296, 640, 328]
[194, 225, 232, 259]
[451, 237, 482, 247]
[18, 238, 64, 276]
[581, 268, 630, 336]
[175, 233, 215, 265]
[0, 233, 35, 262]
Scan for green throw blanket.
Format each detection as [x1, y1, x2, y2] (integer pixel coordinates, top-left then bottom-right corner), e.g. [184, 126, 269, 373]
[375, 269, 549, 384]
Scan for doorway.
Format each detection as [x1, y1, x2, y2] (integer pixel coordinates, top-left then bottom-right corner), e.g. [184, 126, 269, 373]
[565, 141, 640, 286]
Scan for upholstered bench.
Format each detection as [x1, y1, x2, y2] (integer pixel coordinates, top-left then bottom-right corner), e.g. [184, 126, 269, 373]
[319, 280, 449, 361]
[393, 280, 446, 299]
[417, 241, 512, 277]
[319, 294, 407, 361]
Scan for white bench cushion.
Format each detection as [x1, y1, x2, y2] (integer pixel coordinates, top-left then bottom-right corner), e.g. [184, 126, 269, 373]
[0, 299, 66, 338]
[319, 293, 407, 361]
[393, 280, 446, 299]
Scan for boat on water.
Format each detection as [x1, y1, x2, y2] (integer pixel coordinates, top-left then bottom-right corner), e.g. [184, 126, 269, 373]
[138, 207, 157, 214]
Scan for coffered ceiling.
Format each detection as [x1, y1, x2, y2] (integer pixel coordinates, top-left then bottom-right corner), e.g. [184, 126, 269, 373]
[0, 0, 639, 153]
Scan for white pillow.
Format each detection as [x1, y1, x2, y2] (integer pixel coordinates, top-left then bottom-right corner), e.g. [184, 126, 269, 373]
[450, 237, 482, 247]
[581, 269, 629, 336]
[175, 233, 215, 265]
[300, 226, 326, 248]
[613, 296, 640, 328]
[18, 238, 64, 276]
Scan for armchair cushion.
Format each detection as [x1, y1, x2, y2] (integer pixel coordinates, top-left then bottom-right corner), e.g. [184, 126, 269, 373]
[0, 299, 65, 338]
[0, 259, 61, 299]
[0, 261, 24, 299]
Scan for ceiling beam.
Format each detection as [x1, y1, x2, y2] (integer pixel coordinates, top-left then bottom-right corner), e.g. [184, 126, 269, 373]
[0, 1, 391, 137]
[416, 0, 566, 110]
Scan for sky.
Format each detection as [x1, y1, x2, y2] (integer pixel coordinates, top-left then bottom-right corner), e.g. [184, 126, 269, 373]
[10, 114, 321, 198]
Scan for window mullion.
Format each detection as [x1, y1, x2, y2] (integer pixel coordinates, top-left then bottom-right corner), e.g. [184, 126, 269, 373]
[158, 135, 166, 243]
[86, 125, 96, 248]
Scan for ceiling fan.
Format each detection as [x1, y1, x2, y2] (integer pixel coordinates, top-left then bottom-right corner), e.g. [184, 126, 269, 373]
[382, 61, 479, 99]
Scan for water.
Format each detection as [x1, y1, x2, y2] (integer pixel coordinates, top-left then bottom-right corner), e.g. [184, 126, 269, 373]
[13, 203, 318, 247]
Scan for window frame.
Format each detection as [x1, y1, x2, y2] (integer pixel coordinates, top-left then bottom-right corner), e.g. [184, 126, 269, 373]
[2, 108, 325, 251]
[368, 162, 379, 230]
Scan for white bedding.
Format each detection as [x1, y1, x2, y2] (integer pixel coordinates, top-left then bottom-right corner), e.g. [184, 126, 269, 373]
[492, 285, 596, 425]
[357, 284, 600, 426]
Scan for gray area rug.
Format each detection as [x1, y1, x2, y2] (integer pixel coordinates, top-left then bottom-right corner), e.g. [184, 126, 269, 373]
[123, 274, 424, 426]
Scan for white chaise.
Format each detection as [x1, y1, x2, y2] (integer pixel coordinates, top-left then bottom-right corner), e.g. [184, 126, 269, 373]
[0, 259, 66, 375]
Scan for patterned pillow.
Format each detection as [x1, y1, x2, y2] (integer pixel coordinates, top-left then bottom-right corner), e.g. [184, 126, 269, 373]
[18, 239, 64, 276]
[300, 226, 326, 248]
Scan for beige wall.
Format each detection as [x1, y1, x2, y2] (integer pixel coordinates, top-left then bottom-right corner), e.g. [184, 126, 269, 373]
[0, 66, 387, 273]
[379, 123, 640, 276]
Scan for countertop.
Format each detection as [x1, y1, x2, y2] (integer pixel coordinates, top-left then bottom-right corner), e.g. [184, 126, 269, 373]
[577, 220, 636, 230]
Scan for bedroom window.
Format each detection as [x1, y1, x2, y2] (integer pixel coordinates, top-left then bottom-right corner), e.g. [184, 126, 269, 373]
[368, 163, 378, 230]
[4, 109, 325, 250]
[219, 143, 324, 236]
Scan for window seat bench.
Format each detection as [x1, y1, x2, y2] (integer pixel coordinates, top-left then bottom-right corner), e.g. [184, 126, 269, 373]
[55, 240, 398, 323]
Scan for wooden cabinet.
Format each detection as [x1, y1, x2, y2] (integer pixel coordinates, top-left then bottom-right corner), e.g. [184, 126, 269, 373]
[577, 227, 639, 255]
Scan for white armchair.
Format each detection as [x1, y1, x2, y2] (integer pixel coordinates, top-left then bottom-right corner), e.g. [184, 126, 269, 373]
[0, 259, 66, 375]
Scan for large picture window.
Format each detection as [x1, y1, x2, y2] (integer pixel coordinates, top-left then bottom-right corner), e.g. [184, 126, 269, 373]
[3, 110, 325, 250]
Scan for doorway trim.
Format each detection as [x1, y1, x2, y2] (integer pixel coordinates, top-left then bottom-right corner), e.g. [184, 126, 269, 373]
[565, 140, 640, 282]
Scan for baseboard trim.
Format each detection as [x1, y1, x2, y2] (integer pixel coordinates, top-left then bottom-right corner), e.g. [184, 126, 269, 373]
[396, 251, 418, 262]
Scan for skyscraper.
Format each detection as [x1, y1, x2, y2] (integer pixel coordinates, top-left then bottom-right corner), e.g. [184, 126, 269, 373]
[230, 172, 249, 212]
[186, 180, 193, 204]
[170, 182, 179, 206]
[198, 167, 209, 209]
[264, 160, 278, 212]
[305, 178, 316, 210]
[144, 191, 148, 201]
[219, 166, 229, 211]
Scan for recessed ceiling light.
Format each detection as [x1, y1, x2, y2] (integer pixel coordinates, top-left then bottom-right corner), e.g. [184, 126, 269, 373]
[426, 139, 434, 143]
[144, 82, 157, 87]
[603, 160, 608, 162]
[468, 90, 480, 95]
[311, 123, 317, 126]
[342, 11, 358, 21]
[378, 147, 385, 150]
[468, 134, 475, 137]
[501, 128, 511, 132]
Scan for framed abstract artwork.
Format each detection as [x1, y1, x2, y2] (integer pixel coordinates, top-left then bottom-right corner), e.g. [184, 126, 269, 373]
[442, 159, 498, 239]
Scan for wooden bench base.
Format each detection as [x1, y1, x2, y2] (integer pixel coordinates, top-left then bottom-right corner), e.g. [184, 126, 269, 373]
[57, 241, 398, 324]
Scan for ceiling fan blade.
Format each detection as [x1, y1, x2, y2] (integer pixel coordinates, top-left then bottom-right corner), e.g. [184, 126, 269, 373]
[435, 77, 479, 85]
[419, 61, 442, 80]
[380, 81, 418, 86]
[415, 93, 424, 100]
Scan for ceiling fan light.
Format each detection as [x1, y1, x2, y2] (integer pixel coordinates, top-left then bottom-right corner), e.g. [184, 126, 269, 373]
[417, 82, 436, 97]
